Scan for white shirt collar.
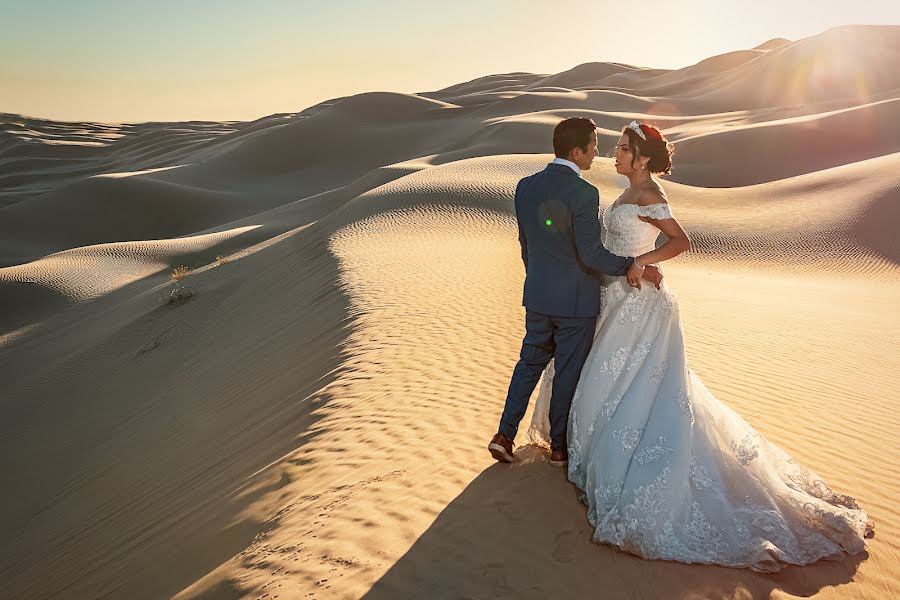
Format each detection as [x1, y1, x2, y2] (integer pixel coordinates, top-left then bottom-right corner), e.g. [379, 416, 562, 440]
[551, 157, 581, 177]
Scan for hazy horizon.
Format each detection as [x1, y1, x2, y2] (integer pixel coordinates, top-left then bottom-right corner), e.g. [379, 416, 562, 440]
[2, 0, 899, 123]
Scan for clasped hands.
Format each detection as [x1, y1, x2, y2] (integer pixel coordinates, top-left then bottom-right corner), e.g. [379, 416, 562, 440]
[626, 259, 662, 290]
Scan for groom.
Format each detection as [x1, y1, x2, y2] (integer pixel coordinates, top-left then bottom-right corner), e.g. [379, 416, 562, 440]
[488, 117, 661, 467]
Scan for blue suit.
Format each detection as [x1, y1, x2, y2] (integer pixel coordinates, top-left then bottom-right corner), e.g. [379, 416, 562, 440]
[498, 162, 633, 450]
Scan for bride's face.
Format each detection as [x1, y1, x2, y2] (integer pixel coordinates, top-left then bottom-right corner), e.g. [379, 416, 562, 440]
[613, 133, 649, 176]
[613, 134, 636, 175]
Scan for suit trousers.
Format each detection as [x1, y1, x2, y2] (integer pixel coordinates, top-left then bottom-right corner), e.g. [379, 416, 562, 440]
[498, 310, 596, 450]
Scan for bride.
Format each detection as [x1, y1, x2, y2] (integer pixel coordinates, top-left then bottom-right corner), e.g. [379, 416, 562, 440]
[529, 121, 873, 572]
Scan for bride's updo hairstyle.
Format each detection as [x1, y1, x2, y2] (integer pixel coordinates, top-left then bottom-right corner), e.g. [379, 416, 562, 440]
[622, 122, 675, 176]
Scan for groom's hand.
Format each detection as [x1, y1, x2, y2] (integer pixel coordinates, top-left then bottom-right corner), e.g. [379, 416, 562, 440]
[642, 265, 663, 289]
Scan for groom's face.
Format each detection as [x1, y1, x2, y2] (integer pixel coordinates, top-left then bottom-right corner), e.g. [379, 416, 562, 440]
[571, 130, 599, 171]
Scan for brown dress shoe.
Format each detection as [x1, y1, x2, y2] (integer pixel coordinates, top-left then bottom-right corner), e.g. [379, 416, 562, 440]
[549, 448, 568, 467]
[488, 433, 517, 463]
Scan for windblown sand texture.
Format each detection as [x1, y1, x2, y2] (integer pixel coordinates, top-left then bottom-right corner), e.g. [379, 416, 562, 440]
[1, 24, 898, 600]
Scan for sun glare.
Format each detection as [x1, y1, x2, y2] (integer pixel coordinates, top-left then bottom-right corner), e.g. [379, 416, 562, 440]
[782, 28, 877, 106]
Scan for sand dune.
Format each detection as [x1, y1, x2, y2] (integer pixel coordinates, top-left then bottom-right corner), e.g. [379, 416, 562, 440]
[0, 174, 256, 266]
[0, 115, 242, 208]
[672, 97, 900, 186]
[525, 62, 640, 90]
[709, 25, 900, 108]
[1, 24, 898, 600]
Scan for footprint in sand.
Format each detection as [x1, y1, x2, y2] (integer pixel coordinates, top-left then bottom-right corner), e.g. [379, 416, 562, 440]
[494, 498, 526, 522]
[551, 530, 577, 563]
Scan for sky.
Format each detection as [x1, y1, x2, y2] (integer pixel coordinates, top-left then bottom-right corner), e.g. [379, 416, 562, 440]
[1, 0, 898, 123]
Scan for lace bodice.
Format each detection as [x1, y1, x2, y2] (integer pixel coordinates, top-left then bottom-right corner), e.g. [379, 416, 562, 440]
[602, 202, 673, 257]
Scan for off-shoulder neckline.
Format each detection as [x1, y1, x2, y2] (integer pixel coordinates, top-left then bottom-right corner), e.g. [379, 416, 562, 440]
[610, 201, 669, 211]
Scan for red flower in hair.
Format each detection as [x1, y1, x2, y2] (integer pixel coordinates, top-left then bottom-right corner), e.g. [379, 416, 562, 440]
[639, 123, 663, 140]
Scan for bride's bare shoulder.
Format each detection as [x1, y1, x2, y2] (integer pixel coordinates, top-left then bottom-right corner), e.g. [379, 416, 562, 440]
[633, 181, 669, 206]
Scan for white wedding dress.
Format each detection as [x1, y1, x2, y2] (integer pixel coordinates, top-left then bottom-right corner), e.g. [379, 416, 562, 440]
[528, 200, 871, 572]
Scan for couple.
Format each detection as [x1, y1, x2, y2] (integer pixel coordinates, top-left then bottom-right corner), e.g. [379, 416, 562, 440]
[488, 118, 873, 572]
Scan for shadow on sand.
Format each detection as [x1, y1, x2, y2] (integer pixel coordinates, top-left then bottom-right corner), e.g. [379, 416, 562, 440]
[362, 445, 865, 600]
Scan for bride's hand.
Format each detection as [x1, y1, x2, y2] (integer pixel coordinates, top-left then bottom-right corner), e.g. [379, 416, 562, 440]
[626, 261, 643, 289]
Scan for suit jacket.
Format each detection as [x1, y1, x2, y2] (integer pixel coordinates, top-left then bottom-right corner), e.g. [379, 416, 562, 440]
[516, 162, 634, 318]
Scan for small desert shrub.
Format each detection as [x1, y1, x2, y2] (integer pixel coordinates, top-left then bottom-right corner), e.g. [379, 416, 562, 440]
[170, 265, 189, 281]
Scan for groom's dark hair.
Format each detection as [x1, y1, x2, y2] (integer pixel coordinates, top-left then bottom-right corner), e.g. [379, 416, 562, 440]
[553, 117, 596, 158]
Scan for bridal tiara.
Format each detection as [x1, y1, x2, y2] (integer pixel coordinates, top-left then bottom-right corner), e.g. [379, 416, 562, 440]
[627, 120, 647, 141]
[628, 120, 665, 142]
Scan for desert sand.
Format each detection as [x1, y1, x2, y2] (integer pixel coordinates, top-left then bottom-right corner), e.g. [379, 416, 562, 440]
[0, 24, 898, 600]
